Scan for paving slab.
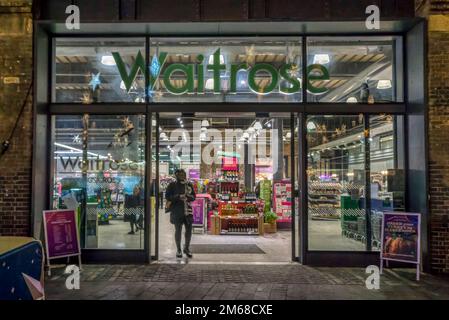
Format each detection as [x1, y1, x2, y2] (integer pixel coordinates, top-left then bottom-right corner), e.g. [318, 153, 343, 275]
[44, 264, 449, 300]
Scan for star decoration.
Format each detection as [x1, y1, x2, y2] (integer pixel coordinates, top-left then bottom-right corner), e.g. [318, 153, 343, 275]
[80, 92, 92, 104]
[89, 72, 101, 92]
[150, 54, 161, 78]
[122, 117, 133, 130]
[245, 45, 256, 67]
[72, 135, 81, 144]
[288, 64, 300, 77]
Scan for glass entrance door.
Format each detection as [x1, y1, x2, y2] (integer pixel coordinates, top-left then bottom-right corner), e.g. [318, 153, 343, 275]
[151, 112, 297, 262]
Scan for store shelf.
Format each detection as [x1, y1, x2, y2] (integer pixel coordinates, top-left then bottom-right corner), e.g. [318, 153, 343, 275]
[220, 231, 259, 235]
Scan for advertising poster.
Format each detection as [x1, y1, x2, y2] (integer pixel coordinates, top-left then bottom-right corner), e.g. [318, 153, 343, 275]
[189, 169, 200, 180]
[192, 198, 205, 226]
[43, 209, 80, 259]
[222, 156, 238, 171]
[381, 212, 420, 263]
[273, 181, 292, 220]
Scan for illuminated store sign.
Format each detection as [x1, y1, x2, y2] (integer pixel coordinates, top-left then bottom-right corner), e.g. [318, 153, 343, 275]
[112, 48, 329, 96]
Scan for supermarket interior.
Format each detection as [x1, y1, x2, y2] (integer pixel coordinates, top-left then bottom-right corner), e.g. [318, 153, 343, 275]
[52, 112, 405, 262]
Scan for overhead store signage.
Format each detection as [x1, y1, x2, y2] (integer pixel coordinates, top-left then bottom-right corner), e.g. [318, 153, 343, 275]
[112, 48, 329, 96]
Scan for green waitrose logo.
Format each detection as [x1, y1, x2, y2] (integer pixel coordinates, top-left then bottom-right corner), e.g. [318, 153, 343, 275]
[112, 48, 329, 96]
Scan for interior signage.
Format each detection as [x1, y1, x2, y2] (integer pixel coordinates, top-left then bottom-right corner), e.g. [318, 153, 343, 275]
[112, 49, 329, 96]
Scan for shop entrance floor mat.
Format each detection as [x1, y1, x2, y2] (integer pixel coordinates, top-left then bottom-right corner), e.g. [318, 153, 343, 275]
[190, 244, 265, 254]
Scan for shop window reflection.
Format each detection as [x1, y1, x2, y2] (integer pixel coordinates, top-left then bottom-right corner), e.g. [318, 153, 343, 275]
[369, 115, 405, 251]
[307, 115, 366, 251]
[306, 36, 403, 103]
[52, 115, 146, 250]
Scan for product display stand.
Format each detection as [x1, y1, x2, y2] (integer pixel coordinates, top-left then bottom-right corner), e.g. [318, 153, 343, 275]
[380, 212, 421, 281]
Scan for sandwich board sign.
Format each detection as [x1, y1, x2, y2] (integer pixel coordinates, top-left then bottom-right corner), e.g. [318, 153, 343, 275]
[380, 212, 421, 280]
[43, 209, 82, 276]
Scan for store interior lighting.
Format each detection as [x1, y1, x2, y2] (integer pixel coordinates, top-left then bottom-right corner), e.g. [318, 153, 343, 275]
[377, 80, 392, 89]
[254, 121, 263, 131]
[307, 121, 317, 131]
[208, 54, 225, 65]
[313, 54, 330, 65]
[101, 55, 116, 66]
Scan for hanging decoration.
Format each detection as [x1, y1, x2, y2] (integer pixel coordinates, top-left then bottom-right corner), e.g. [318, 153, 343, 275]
[72, 134, 81, 145]
[245, 45, 256, 67]
[80, 92, 93, 104]
[89, 72, 102, 92]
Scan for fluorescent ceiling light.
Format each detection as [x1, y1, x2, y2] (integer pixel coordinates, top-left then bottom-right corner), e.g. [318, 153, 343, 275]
[101, 55, 116, 66]
[377, 80, 392, 90]
[307, 121, 317, 131]
[205, 79, 215, 90]
[208, 54, 225, 65]
[313, 54, 330, 65]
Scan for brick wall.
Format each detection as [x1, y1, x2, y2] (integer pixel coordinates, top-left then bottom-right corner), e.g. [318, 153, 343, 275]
[0, 0, 33, 236]
[428, 0, 449, 273]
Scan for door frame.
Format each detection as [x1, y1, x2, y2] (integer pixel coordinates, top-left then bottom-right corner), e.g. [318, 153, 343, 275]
[150, 111, 301, 263]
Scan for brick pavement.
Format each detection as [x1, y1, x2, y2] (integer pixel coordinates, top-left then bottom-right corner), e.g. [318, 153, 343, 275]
[44, 263, 449, 300]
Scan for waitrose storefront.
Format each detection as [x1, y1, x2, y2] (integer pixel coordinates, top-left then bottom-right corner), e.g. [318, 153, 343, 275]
[32, 18, 428, 267]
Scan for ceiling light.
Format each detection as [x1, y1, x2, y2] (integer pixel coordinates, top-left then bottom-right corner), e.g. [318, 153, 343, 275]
[307, 121, 317, 131]
[377, 80, 392, 90]
[313, 54, 330, 65]
[208, 54, 225, 65]
[205, 79, 215, 90]
[101, 55, 116, 66]
[254, 121, 263, 131]
[346, 97, 358, 103]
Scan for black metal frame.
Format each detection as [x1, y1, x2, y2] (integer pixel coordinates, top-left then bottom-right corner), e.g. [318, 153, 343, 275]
[32, 21, 427, 266]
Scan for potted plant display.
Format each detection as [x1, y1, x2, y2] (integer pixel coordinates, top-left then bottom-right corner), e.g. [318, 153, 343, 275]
[264, 211, 278, 233]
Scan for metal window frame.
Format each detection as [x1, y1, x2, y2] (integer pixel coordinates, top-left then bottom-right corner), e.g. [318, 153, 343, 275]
[36, 26, 418, 266]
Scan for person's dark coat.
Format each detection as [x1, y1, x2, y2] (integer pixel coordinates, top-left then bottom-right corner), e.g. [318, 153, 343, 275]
[165, 181, 196, 224]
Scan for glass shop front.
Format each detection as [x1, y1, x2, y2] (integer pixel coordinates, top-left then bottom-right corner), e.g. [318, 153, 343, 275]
[46, 34, 408, 264]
